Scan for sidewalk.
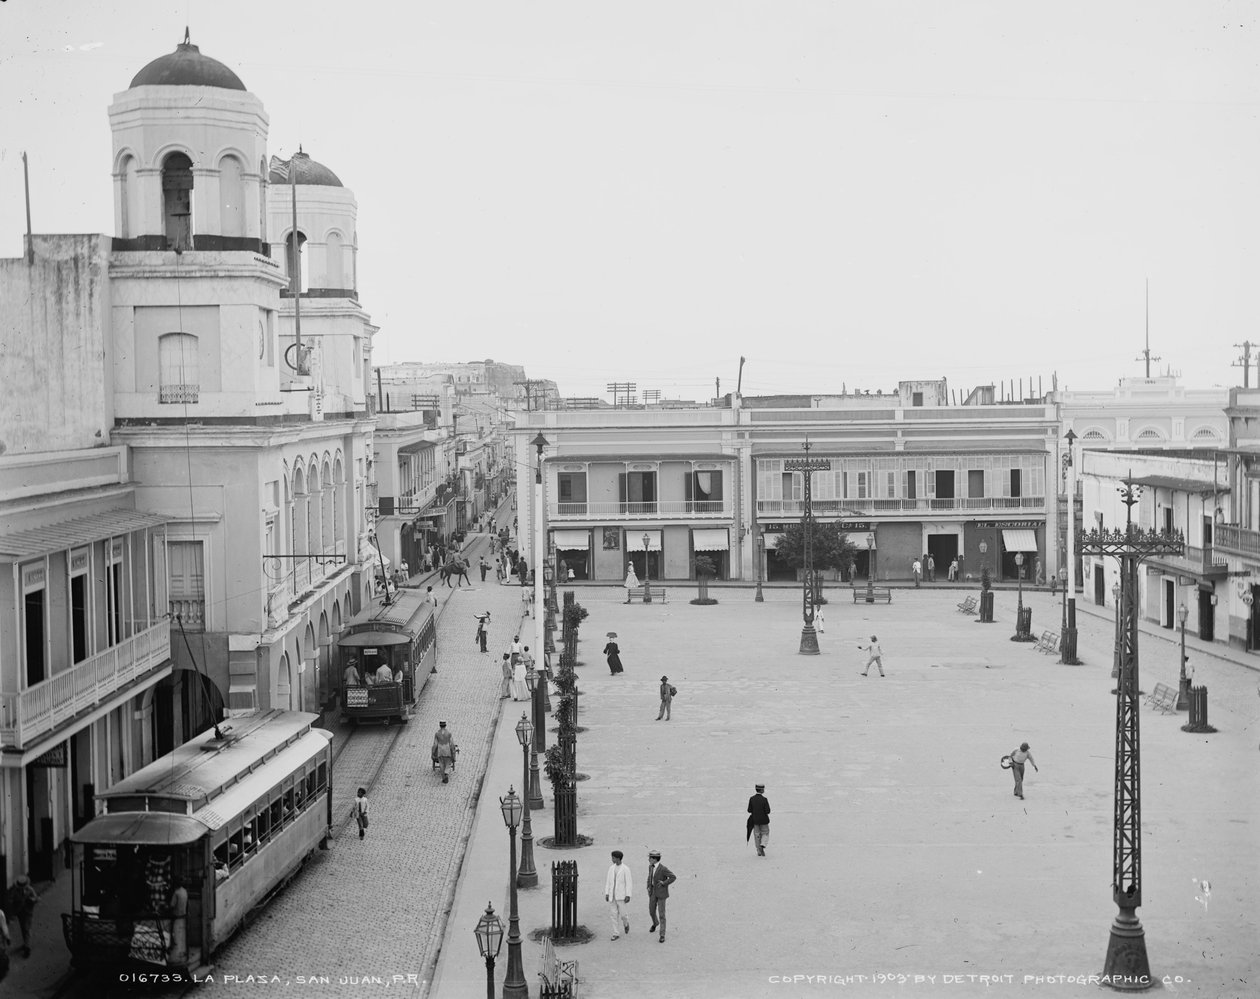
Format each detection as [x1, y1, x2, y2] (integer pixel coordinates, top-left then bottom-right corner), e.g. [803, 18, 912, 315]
[430, 584, 1258, 999]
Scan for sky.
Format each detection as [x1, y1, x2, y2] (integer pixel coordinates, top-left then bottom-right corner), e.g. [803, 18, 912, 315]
[2, 1, 1257, 402]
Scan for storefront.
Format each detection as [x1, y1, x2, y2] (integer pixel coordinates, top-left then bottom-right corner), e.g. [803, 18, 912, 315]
[551, 528, 592, 580]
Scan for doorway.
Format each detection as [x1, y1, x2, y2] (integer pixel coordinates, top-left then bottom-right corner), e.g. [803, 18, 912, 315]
[26, 765, 55, 881]
[627, 551, 661, 583]
[927, 535, 958, 579]
[1163, 578, 1175, 629]
[1094, 567, 1106, 606]
[1197, 589, 1215, 642]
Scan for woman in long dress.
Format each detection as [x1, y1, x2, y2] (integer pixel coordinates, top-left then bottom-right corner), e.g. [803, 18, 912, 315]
[603, 634, 624, 675]
[511, 651, 529, 700]
[624, 563, 639, 603]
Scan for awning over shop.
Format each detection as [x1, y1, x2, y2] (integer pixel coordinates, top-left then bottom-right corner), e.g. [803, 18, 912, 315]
[552, 529, 591, 550]
[1129, 475, 1229, 496]
[692, 528, 729, 551]
[0, 508, 169, 559]
[1001, 529, 1038, 552]
[627, 530, 662, 552]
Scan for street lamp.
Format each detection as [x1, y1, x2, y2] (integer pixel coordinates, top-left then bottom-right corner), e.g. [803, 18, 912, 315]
[498, 788, 528, 999]
[1012, 552, 1032, 640]
[865, 532, 875, 604]
[514, 714, 538, 887]
[526, 671, 545, 808]
[754, 532, 764, 602]
[1175, 603, 1190, 711]
[473, 903, 504, 999]
[531, 432, 549, 707]
[1061, 428, 1081, 664]
[642, 531, 653, 603]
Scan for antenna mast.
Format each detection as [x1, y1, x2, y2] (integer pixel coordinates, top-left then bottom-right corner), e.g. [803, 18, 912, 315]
[1136, 279, 1160, 377]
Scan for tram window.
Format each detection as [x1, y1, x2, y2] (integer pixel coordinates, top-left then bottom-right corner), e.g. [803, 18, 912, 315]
[316, 761, 327, 790]
[306, 770, 317, 799]
[283, 784, 296, 821]
[228, 827, 246, 869]
[256, 804, 271, 843]
[270, 796, 283, 828]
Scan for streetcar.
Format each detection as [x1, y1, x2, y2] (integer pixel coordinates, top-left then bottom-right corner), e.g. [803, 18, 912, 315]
[337, 587, 437, 725]
[61, 710, 332, 977]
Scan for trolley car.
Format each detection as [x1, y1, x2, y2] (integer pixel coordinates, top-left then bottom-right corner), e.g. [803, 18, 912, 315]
[337, 587, 437, 725]
[62, 711, 332, 976]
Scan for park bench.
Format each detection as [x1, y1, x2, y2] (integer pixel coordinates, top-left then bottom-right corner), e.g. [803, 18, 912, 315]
[626, 585, 668, 604]
[956, 595, 978, 615]
[539, 935, 580, 998]
[852, 586, 893, 604]
[1034, 630, 1060, 655]
[1145, 682, 1179, 714]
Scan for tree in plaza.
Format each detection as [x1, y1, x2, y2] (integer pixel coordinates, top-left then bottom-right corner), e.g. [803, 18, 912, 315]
[690, 553, 719, 605]
[772, 521, 860, 573]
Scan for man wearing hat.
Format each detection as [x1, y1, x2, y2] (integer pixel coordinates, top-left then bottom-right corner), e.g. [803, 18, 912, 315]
[432, 721, 456, 784]
[656, 675, 674, 721]
[7, 874, 37, 957]
[603, 850, 633, 940]
[747, 784, 771, 856]
[646, 850, 677, 942]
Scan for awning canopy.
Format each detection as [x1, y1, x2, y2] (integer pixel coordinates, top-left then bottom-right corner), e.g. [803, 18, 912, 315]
[1001, 529, 1038, 552]
[627, 530, 662, 552]
[1130, 475, 1229, 496]
[692, 528, 729, 551]
[339, 631, 410, 647]
[0, 508, 169, 560]
[552, 529, 591, 550]
[72, 811, 209, 846]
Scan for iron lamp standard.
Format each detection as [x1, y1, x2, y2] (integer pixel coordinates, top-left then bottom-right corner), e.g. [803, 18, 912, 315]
[526, 671, 545, 809]
[474, 903, 504, 999]
[531, 433, 548, 696]
[1012, 552, 1033, 640]
[1175, 603, 1190, 711]
[865, 532, 875, 603]
[755, 532, 764, 602]
[642, 532, 653, 603]
[1060, 429, 1081, 664]
[515, 715, 538, 888]
[499, 788, 528, 998]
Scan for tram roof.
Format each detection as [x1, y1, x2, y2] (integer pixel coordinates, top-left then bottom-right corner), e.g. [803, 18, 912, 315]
[72, 811, 210, 846]
[193, 729, 332, 831]
[97, 710, 324, 811]
[344, 588, 431, 631]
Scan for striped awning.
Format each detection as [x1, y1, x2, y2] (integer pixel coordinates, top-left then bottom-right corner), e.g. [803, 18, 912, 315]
[0, 508, 168, 559]
[692, 528, 730, 551]
[1001, 529, 1038, 552]
[552, 530, 591, 550]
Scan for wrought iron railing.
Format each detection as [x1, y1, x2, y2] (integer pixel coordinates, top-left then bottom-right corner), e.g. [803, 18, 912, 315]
[550, 500, 730, 519]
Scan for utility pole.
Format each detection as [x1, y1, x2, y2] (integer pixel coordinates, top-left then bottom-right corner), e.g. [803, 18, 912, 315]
[1136, 279, 1160, 378]
[1233, 342, 1255, 388]
[606, 382, 636, 407]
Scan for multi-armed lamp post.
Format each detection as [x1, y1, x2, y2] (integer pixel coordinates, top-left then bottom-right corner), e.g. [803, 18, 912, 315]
[787, 439, 831, 654]
[1060, 429, 1081, 664]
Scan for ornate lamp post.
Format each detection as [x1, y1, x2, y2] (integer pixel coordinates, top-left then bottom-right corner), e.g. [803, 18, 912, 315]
[1012, 552, 1033, 640]
[531, 432, 548, 690]
[514, 715, 538, 888]
[755, 532, 765, 602]
[473, 902, 504, 999]
[787, 440, 831, 653]
[1175, 604, 1190, 711]
[526, 671, 545, 808]
[865, 532, 875, 603]
[1061, 429, 1081, 664]
[1079, 475, 1182, 992]
[642, 531, 653, 603]
[498, 788, 528, 998]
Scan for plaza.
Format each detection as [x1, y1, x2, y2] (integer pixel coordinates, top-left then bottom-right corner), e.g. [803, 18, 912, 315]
[433, 583, 1257, 998]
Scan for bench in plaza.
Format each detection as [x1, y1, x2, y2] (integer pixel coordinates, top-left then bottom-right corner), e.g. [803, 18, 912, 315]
[539, 935, 580, 998]
[1034, 630, 1060, 655]
[626, 585, 668, 604]
[853, 586, 893, 604]
[1146, 682, 1179, 714]
[956, 595, 978, 615]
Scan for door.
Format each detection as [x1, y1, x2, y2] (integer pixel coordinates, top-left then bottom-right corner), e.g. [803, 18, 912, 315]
[1163, 578, 1175, 629]
[1095, 567, 1106, 606]
[1197, 589, 1215, 642]
[926, 534, 957, 575]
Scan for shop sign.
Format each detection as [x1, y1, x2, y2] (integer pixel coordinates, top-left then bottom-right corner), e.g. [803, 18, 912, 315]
[973, 520, 1039, 529]
[762, 520, 870, 532]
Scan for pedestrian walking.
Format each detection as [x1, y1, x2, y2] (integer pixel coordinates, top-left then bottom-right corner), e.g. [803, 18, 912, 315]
[911, 559, 922, 587]
[426, 585, 439, 611]
[432, 721, 457, 783]
[6, 875, 37, 957]
[604, 633, 624, 675]
[521, 583, 533, 616]
[624, 563, 640, 603]
[604, 850, 633, 940]
[948, 558, 959, 582]
[656, 675, 674, 720]
[479, 556, 490, 581]
[859, 635, 886, 676]
[927, 554, 936, 582]
[510, 636, 523, 666]
[476, 615, 489, 653]
[1008, 742, 1039, 799]
[746, 784, 771, 856]
[352, 788, 369, 839]
[646, 850, 677, 942]
[518, 557, 530, 586]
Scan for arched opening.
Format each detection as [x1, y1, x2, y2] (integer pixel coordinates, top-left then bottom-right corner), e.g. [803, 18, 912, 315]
[219, 155, 245, 237]
[285, 230, 309, 294]
[333, 456, 346, 549]
[162, 152, 194, 250]
[118, 154, 141, 239]
[277, 651, 293, 710]
[326, 230, 345, 289]
[293, 465, 309, 589]
[258, 158, 269, 244]
[321, 460, 335, 557]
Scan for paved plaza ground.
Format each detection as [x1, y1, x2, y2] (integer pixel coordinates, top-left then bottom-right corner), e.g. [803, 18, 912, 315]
[432, 584, 1259, 999]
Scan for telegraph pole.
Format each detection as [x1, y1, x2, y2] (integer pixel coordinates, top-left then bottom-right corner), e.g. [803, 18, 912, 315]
[785, 439, 831, 655]
[1233, 342, 1255, 388]
[606, 382, 636, 407]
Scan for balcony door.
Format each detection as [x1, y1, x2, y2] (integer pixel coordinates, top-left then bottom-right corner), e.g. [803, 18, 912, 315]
[619, 470, 657, 515]
[685, 470, 723, 513]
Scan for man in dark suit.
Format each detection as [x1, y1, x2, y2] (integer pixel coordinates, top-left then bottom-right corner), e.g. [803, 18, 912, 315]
[747, 783, 771, 856]
[646, 850, 677, 943]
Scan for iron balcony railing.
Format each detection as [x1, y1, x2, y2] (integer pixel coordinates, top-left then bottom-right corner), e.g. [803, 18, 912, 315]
[756, 496, 1045, 517]
[550, 500, 730, 519]
[1214, 524, 1260, 558]
[1, 620, 171, 748]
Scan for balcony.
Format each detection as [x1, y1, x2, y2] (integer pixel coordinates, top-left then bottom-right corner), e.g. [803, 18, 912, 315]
[1148, 543, 1229, 580]
[0, 620, 172, 749]
[1212, 524, 1260, 559]
[549, 500, 731, 520]
[756, 496, 1046, 517]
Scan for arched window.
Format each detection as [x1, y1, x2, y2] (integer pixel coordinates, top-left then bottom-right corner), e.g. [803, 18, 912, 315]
[118, 155, 141, 239]
[219, 155, 245, 237]
[162, 152, 194, 250]
[258, 159, 269, 244]
[158, 333, 200, 403]
[285, 230, 308, 293]
[1136, 427, 1162, 442]
[326, 231, 345, 289]
[1081, 429, 1107, 442]
[1192, 427, 1220, 441]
